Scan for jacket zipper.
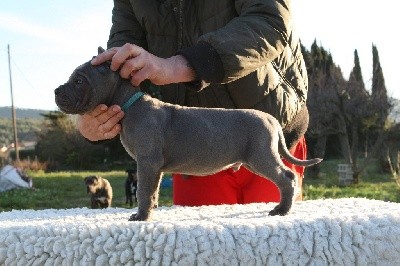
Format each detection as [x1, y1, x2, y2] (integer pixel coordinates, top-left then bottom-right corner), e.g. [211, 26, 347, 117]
[175, 0, 184, 104]
[177, 0, 184, 49]
[271, 61, 298, 94]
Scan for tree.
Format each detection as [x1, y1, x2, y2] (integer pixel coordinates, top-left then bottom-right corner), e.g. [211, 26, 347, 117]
[371, 44, 390, 123]
[35, 111, 104, 169]
[368, 44, 394, 173]
[383, 123, 400, 188]
[334, 45, 391, 183]
[305, 41, 351, 177]
[304, 40, 396, 184]
[342, 50, 373, 183]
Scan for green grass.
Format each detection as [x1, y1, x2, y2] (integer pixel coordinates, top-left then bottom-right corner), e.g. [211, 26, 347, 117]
[303, 159, 400, 202]
[0, 171, 173, 212]
[1, 159, 399, 212]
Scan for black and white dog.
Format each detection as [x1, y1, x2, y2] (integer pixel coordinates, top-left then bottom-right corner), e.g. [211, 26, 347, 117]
[125, 169, 138, 207]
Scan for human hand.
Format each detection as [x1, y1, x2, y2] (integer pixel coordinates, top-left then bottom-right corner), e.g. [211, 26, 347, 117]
[91, 43, 196, 86]
[77, 104, 124, 141]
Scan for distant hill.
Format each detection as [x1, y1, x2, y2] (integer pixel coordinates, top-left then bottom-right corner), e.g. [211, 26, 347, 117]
[0, 107, 52, 146]
[0, 107, 52, 119]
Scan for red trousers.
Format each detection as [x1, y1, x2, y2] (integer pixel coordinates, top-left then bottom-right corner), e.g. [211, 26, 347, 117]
[173, 136, 307, 206]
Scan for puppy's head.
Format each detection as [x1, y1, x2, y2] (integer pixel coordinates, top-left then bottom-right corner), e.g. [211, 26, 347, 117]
[84, 175, 102, 194]
[54, 47, 119, 114]
[126, 169, 138, 181]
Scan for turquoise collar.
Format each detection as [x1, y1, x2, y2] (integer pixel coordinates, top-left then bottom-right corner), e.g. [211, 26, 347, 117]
[121, 92, 145, 112]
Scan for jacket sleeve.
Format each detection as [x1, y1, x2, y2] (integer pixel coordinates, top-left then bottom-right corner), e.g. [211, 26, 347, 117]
[179, 0, 292, 86]
[107, 0, 147, 49]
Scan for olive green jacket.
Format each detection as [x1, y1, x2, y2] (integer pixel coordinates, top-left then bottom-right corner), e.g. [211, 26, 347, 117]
[107, 0, 308, 127]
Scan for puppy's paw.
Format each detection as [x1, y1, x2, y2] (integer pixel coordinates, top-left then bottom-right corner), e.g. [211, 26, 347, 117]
[128, 211, 151, 221]
[128, 213, 140, 221]
[268, 204, 290, 216]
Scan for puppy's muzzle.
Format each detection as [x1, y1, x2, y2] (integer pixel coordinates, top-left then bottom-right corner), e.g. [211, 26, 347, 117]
[54, 85, 90, 114]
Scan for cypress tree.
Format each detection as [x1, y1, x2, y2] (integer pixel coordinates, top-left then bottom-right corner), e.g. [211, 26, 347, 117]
[349, 49, 365, 88]
[371, 44, 390, 124]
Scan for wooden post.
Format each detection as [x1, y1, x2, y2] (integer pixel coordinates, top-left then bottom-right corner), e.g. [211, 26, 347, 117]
[7, 44, 19, 162]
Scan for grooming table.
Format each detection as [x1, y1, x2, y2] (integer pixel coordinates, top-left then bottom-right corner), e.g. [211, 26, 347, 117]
[1, 198, 399, 265]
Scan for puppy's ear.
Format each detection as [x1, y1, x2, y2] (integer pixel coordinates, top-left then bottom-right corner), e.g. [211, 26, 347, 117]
[94, 47, 111, 70]
[98, 46, 105, 55]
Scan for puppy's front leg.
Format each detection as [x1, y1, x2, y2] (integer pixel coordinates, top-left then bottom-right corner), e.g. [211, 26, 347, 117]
[91, 197, 98, 209]
[129, 162, 162, 221]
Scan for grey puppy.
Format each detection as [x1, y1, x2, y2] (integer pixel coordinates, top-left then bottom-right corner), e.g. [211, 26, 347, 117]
[84, 175, 113, 208]
[55, 49, 322, 221]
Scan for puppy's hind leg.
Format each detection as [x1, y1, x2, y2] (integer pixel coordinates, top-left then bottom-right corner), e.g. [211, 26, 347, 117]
[246, 161, 296, 216]
[91, 197, 98, 209]
[268, 169, 297, 216]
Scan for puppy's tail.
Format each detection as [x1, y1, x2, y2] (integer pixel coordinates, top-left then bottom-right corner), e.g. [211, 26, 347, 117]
[278, 126, 322, 167]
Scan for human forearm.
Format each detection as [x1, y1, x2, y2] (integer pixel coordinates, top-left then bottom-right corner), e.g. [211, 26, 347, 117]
[177, 41, 225, 91]
[163, 55, 197, 84]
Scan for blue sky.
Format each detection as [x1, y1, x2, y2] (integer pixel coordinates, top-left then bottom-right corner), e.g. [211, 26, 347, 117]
[0, 0, 398, 110]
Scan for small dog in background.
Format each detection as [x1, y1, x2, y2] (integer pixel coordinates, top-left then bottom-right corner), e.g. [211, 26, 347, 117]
[84, 175, 113, 208]
[125, 169, 138, 207]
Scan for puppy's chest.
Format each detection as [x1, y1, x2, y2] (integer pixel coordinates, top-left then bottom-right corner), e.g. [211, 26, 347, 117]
[120, 133, 137, 159]
[120, 117, 155, 158]
[128, 182, 136, 194]
[94, 196, 106, 202]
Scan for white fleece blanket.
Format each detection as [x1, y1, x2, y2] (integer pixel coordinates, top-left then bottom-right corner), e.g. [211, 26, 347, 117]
[1, 198, 400, 265]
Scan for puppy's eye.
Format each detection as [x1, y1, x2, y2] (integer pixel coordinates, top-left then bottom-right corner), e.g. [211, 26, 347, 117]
[74, 78, 83, 85]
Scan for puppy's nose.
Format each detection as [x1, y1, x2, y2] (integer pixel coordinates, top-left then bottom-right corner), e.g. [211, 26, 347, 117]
[54, 86, 61, 95]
